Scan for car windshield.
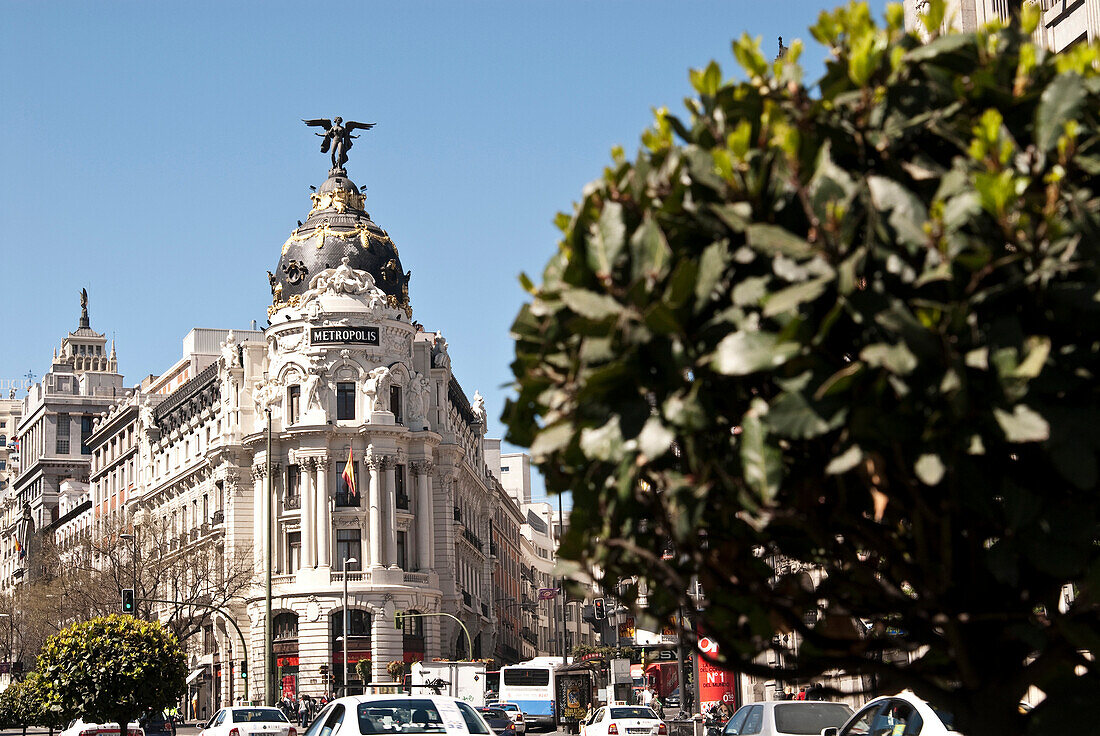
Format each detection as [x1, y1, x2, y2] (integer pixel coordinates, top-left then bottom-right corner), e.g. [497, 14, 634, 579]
[773, 704, 853, 735]
[357, 700, 446, 734]
[233, 710, 289, 723]
[609, 708, 657, 720]
[479, 710, 507, 720]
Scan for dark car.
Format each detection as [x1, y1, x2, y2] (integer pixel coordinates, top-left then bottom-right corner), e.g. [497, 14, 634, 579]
[477, 707, 516, 735]
[140, 712, 176, 736]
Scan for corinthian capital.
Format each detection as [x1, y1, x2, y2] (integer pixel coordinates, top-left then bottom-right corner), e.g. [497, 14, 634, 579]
[411, 459, 435, 476]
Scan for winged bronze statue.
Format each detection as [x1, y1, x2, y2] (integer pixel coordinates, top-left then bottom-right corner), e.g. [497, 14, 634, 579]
[303, 116, 375, 170]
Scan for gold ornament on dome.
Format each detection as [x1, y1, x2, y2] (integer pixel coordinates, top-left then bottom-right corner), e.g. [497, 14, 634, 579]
[280, 223, 395, 256]
[308, 188, 366, 216]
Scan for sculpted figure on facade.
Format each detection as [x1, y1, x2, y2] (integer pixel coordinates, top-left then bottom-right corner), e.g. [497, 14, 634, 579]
[299, 257, 389, 310]
[253, 377, 282, 415]
[301, 367, 324, 414]
[407, 371, 430, 429]
[221, 330, 242, 369]
[364, 365, 391, 414]
[471, 390, 486, 425]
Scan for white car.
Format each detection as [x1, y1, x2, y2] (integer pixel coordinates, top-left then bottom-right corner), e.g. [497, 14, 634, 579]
[581, 705, 666, 736]
[721, 700, 853, 736]
[486, 702, 526, 734]
[59, 719, 143, 736]
[200, 707, 297, 736]
[823, 691, 961, 736]
[302, 693, 496, 736]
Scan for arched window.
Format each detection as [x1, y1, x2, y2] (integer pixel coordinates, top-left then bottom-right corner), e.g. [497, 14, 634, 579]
[274, 612, 299, 642]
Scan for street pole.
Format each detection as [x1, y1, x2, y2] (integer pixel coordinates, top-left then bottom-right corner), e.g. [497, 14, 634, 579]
[557, 493, 566, 665]
[265, 406, 274, 706]
[343, 556, 358, 696]
[0, 614, 9, 682]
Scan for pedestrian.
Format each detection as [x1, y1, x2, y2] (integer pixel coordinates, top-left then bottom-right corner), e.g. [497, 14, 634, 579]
[653, 696, 664, 719]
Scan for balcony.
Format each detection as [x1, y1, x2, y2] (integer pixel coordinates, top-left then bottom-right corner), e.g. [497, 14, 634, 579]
[330, 570, 370, 584]
[284, 495, 301, 510]
[403, 571, 430, 585]
[212, 509, 224, 526]
[521, 627, 538, 645]
[396, 492, 410, 511]
[461, 528, 483, 551]
[335, 492, 360, 508]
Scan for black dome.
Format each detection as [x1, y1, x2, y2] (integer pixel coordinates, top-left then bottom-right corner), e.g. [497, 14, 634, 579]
[268, 168, 410, 317]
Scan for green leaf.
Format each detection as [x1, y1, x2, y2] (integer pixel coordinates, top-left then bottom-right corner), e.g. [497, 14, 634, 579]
[561, 288, 622, 320]
[712, 331, 800, 376]
[915, 453, 946, 486]
[530, 421, 575, 460]
[994, 405, 1051, 443]
[826, 445, 863, 475]
[588, 201, 627, 279]
[629, 215, 672, 284]
[637, 417, 675, 460]
[747, 224, 813, 258]
[740, 400, 783, 503]
[763, 277, 830, 317]
[868, 176, 929, 250]
[1036, 73, 1087, 151]
[764, 386, 844, 439]
[860, 342, 918, 375]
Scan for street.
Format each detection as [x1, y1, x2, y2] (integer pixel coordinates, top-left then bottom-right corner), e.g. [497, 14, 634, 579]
[0, 726, 576, 736]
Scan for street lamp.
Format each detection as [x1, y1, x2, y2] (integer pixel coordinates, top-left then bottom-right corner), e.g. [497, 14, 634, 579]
[342, 556, 358, 696]
[120, 532, 138, 617]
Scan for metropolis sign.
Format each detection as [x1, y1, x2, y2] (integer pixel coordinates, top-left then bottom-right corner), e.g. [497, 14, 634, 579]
[310, 327, 379, 345]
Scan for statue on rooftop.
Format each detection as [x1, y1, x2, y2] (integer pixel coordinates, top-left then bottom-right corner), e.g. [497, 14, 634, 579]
[303, 116, 376, 170]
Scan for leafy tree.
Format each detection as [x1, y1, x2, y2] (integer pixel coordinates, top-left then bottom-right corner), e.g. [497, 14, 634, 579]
[504, 3, 1100, 734]
[36, 615, 186, 732]
[0, 673, 61, 736]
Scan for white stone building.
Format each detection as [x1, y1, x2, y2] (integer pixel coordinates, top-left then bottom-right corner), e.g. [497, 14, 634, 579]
[905, 0, 1100, 49]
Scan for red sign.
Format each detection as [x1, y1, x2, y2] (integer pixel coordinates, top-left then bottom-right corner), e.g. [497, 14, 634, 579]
[697, 636, 737, 711]
[281, 674, 297, 699]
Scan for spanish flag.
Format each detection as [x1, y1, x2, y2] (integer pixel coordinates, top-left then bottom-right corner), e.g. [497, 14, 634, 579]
[342, 447, 357, 497]
[12, 536, 21, 559]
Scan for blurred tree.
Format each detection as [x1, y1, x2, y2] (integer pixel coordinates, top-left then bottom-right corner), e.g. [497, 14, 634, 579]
[505, 2, 1100, 734]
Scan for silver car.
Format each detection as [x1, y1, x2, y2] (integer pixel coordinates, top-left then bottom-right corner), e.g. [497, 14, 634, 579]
[723, 701, 854, 736]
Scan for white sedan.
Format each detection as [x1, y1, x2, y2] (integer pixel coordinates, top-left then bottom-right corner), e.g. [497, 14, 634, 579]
[59, 719, 143, 736]
[302, 693, 495, 736]
[824, 691, 962, 736]
[582, 706, 666, 736]
[200, 707, 297, 736]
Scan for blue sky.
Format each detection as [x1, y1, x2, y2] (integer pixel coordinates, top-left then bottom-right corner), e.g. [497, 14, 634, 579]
[1, 0, 888, 501]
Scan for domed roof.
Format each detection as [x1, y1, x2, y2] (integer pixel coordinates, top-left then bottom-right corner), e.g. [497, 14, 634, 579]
[268, 167, 410, 318]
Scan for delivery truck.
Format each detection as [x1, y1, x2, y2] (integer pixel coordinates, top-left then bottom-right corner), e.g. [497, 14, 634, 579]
[411, 661, 488, 707]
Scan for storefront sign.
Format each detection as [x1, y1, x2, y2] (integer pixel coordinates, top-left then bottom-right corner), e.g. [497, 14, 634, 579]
[310, 327, 380, 345]
[697, 636, 737, 711]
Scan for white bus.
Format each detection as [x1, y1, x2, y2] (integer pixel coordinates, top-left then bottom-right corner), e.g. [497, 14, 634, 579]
[498, 658, 562, 728]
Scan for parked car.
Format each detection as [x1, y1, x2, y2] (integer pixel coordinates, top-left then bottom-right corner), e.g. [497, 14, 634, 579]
[477, 707, 515, 735]
[59, 719, 143, 736]
[302, 693, 495, 736]
[822, 691, 960, 736]
[487, 702, 526, 734]
[581, 705, 665, 736]
[200, 707, 296, 736]
[140, 711, 177, 736]
[722, 701, 853, 736]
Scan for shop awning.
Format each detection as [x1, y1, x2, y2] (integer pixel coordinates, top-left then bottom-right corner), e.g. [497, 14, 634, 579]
[186, 668, 205, 684]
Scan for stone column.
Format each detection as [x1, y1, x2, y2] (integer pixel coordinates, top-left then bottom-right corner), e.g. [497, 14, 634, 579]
[300, 457, 315, 569]
[384, 459, 398, 568]
[414, 460, 433, 571]
[269, 463, 281, 574]
[367, 451, 384, 569]
[371, 600, 403, 683]
[316, 455, 331, 567]
[251, 465, 265, 572]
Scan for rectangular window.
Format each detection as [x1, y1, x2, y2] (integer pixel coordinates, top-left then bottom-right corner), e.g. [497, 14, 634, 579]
[337, 462, 360, 506]
[286, 464, 300, 500]
[55, 414, 70, 454]
[80, 416, 93, 455]
[288, 385, 300, 424]
[336, 529, 361, 570]
[397, 531, 407, 570]
[337, 382, 355, 420]
[395, 464, 409, 510]
[389, 385, 402, 423]
[288, 531, 301, 572]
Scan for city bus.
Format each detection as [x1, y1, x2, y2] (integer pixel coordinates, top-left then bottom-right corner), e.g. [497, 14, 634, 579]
[498, 658, 559, 729]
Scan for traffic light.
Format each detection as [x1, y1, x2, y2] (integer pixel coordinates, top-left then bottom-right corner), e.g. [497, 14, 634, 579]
[319, 665, 329, 675]
[121, 588, 135, 613]
[593, 598, 606, 619]
[395, 610, 404, 630]
[240, 660, 247, 680]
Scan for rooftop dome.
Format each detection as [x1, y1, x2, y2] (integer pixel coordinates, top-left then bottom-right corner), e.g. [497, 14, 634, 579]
[268, 167, 410, 318]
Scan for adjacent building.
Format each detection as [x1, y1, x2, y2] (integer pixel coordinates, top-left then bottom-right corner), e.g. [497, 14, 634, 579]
[905, 0, 1099, 49]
